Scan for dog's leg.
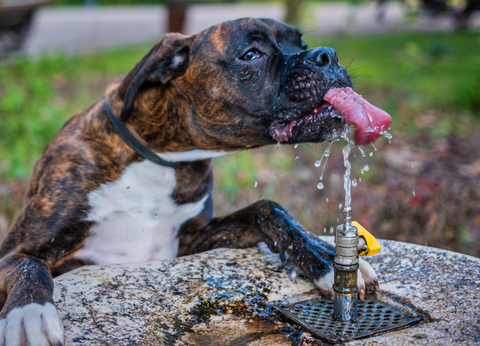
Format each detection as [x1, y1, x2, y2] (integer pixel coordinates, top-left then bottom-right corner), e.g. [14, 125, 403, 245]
[181, 200, 378, 299]
[0, 253, 64, 346]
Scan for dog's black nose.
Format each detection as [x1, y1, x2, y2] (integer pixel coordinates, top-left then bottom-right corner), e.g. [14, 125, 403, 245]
[312, 47, 337, 68]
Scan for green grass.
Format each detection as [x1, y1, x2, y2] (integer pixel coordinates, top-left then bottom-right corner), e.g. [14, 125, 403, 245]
[1, 31, 480, 256]
[1, 32, 479, 180]
[315, 32, 480, 114]
[0, 46, 151, 179]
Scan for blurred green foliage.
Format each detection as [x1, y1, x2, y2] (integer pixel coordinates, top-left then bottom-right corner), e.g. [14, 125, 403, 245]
[317, 32, 480, 115]
[1, 31, 480, 256]
[1, 32, 479, 181]
[0, 46, 151, 178]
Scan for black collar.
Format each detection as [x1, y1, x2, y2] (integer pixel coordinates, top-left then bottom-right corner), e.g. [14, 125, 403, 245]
[105, 100, 177, 168]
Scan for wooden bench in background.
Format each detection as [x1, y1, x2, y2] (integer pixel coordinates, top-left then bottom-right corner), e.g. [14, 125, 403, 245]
[0, 0, 50, 57]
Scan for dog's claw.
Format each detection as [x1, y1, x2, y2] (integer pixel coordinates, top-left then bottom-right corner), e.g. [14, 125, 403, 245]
[315, 258, 378, 300]
[358, 286, 366, 301]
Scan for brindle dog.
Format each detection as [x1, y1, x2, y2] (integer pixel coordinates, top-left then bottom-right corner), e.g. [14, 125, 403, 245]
[0, 18, 378, 345]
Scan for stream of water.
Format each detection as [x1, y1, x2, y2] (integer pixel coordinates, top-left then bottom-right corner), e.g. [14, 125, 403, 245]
[313, 127, 393, 215]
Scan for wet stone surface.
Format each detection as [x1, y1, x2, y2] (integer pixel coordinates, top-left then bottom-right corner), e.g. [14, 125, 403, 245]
[54, 239, 480, 345]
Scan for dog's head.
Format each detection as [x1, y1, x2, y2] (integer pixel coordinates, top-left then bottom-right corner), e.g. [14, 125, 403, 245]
[118, 18, 352, 151]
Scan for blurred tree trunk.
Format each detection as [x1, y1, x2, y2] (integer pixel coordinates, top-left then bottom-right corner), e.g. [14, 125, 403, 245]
[284, 0, 304, 26]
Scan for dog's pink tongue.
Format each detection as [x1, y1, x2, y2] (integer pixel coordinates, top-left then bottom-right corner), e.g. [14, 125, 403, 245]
[324, 87, 392, 145]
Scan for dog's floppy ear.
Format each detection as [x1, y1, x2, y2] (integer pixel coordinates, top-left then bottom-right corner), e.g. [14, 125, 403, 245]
[118, 33, 193, 121]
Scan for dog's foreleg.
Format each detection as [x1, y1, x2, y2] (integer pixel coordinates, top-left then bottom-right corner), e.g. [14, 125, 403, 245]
[183, 200, 335, 282]
[182, 199, 378, 298]
[0, 253, 64, 346]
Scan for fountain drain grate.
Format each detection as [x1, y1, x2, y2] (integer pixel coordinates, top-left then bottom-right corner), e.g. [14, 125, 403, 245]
[277, 294, 421, 343]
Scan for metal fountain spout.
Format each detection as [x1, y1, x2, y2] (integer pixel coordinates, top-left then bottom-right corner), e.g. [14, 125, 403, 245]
[333, 206, 381, 322]
[277, 205, 422, 343]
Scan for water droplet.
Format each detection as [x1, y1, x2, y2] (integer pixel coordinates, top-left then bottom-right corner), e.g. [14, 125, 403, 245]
[330, 227, 334, 234]
[317, 182, 324, 190]
[411, 164, 414, 169]
[413, 191, 416, 196]
[295, 156, 300, 161]
[363, 164, 370, 172]
[314, 160, 321, 167]
[359, 177, 362, 182]
[271, 172, 277, 179]
[294, 144, 299, 148]
[254, 181, 258, 187]
[369, 152, 373, 157]
[324, 148, 331, 158]
[382, 130, 393, 143]
[326, 197, 329, 202]
[361, 169, 364, 174]
[371, 143, 378, 151]
[339, 203, 343, 209]
[275, 141, 280, 149]
[357, 146, 366, 157]
[323, 227, 327, 233]
[352, 179, 357, 187]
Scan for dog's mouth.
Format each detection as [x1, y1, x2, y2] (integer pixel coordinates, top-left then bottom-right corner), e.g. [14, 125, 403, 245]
[269, 87, 392, 146]
[269, 100, 344, 144]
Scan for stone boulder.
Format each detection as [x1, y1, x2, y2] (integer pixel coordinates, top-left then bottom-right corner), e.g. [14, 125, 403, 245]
[54, 238, 480, 345]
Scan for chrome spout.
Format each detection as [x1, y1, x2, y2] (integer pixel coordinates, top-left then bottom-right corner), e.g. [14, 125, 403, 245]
[333, 206, 359, 322]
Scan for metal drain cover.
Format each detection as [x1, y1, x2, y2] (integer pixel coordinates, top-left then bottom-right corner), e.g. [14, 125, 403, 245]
[277, 294, 421, 343]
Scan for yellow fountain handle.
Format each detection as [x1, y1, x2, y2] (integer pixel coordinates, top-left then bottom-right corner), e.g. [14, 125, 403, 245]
[352, 221, 381, 256]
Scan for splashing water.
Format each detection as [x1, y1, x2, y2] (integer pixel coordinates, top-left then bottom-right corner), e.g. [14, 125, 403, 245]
[341, 127, 354, 209]
[357, 146, 367, 157]
[363, 164, 370, 172]
[371, 143, 378, 151]
[381, 130, 393, 144]
[319, 142, 333, 181]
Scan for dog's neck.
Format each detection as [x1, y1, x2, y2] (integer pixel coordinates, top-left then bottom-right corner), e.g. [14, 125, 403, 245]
[106, 80, 200, 153]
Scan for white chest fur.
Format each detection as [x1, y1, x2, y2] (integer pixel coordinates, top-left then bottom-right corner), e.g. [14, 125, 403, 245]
[74, 160, 208, 265]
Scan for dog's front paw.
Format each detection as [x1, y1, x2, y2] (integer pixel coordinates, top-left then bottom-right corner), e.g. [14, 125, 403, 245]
[315, 258, 379, 300]
[0, 303, 64, 346]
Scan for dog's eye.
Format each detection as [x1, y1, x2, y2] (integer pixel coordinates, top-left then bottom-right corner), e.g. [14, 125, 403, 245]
[242, 50, 261, 61]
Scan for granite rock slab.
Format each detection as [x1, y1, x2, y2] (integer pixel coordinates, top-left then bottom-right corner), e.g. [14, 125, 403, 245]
[53, 238, 480, 345]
